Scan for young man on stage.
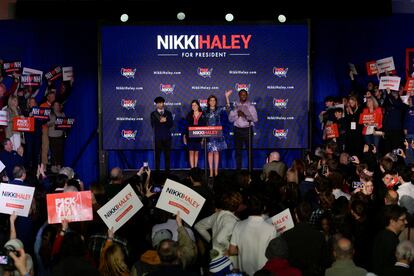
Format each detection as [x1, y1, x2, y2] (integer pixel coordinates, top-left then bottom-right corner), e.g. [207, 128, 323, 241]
[226, 89, 258, 171]
[150, 96, 173, 172]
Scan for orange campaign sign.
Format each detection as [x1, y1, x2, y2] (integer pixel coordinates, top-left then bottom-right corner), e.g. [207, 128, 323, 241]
[325, 123, 339, 139]
[366, 61, 378, 76]
[46, 191, 93, 224]
[405, 77, 414, 93]
[12, 117, 35, 132]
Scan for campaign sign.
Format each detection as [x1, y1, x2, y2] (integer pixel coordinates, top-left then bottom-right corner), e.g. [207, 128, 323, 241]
[376, 56, 395, 74]
[379, 76, 401, 91]
[156, 179, 206, 226]
[3, 61, 22, 75]
[405, 77, 414, 93]
[62, 66, 73, 81]
[20, 74, 41, 87]
[360, 114, 375, 125]
[45, 66, 62, 81]
[31, 107, 51, 120]
[188, 126, 223, 138]
[0, 183, 35, 217]
[325, 123, 339, 139]
[12, 117, 35, 132]
[97, 184, 143, 232]
[55, 117, 75, 129]
[366, 61, 378, 76]
[0, 110, 8, 126]
[266, 208, 295, 234]
[46, 191, 93, 224]
[22, 67, 43, 80]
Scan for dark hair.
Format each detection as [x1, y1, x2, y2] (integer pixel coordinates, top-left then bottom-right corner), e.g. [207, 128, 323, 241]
[67, 178, 81, 191]
[12, 165, 25, 179]
[238, 89, 248, 95]
[295, 202, 312, 222]
[189, 167, 203, 183]
[60, 232, 86, 258]
[157, 240, 178, 264]
[154, 96, 165, 103]
[398, 166, 412, 183]
[190, 100, 202, 113]
[247, 194, 266, 216]
[221, 192, 242, 212]
[207, 95, 218, 112]
[351, 199, 366, 219]
[384, 205, 407, 226]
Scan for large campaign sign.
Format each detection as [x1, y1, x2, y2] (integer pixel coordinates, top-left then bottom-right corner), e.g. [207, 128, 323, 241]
[46, 191, 93, 224]
[97, 184, 143, 232]
[156, 179, 205, 226]
[101, 24, 309, 150]
[0, 183, 35, 217]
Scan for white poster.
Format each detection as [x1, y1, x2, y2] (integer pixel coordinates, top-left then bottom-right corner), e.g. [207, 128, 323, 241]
[376, 56, 395, 73]
[22, 67, 43, 79]
[348, 63, 358, 75]
[266, 208, 295, 234]
[156, 179, 205, 226]
[97, 184, 143, 232]
[0, 183, 35, 217]
[379, 76, 401, 91]
[62, 66, 73, 81]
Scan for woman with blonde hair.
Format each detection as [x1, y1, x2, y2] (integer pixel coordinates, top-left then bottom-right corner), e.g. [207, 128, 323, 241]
[3, 95, 24, 150]
[99, 228, 129, 276]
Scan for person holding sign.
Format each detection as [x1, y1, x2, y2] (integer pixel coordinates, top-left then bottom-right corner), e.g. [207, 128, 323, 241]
[183, 100, 206, 168]
[40, 90, 55, 167]
[99, 227, 130, 276]
[204, 94, 229, 178]
[3, 95, 24, 151]
[358, 96, 383, 153]
[47, 100, 66, 173]
[226, 89, 258, 171]
[150, 96, 173, 172]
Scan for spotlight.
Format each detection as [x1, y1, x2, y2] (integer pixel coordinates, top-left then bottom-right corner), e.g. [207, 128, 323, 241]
[120, 13, 129, 22]
[278, 14, 286, 23]
[177, 12, 185, 20]
[225, 13, 234, 22]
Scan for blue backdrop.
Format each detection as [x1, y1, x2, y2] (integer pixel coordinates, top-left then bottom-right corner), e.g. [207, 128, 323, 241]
[1, 15, 412, 185]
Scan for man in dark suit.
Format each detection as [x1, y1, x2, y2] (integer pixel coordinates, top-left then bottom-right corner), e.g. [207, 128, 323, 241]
[0, 138, 24, 180]
[10, 165, 27, 186]
[150, 96, 173, 172]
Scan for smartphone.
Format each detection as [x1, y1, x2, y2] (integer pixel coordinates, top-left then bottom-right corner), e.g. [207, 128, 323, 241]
[143, 162, 148, 171]
[392, 149, 399, 155]
[322, 165, 328, 175]
[352, 181, 364, 189]
[151, 186, 162, 193]
[0, 255, 9, 265]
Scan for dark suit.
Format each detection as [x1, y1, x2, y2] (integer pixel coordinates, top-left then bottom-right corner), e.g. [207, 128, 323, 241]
[381, 264, 413, 276]
[9, 178, 26, 186]
[150, 109, 173, 171]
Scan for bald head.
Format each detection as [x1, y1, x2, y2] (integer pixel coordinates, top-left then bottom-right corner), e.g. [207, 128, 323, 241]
[269, 152, 280, 162]
[333, 238, 354, 260]
[109, 167, 123, 184]
[385, 189, 399, 205]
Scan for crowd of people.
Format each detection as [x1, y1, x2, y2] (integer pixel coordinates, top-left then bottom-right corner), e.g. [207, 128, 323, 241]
[0, 65, 414, 276]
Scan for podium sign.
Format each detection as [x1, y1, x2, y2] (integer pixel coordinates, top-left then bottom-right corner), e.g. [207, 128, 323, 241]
[188, 126, 222, 138]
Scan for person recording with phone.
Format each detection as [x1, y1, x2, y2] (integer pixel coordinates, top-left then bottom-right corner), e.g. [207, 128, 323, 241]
[226, 89, 258, 171]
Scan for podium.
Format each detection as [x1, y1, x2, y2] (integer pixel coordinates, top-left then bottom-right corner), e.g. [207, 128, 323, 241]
[188, 126, 223, 182]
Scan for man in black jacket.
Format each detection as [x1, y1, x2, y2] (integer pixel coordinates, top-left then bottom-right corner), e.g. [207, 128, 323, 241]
[150, 96, 173, 172]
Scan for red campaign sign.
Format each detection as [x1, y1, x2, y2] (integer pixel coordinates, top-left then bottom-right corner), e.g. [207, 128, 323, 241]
[45, 66, 62, 81]
[366, 61, 378, 76]
[46, 191, 93, 224]
[55, 117, 75, 129]
[325, 124, 339, 139]
[405, 77, 414, 93]
[361, 114, 375, 124]
[3, 61, 22, 75]
[406, 48, 414, 79]
[188, 126, 222, 138]
[12, 117, 35, 132]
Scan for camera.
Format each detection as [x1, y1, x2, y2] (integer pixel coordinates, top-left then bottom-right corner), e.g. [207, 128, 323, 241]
[143, 162, 149, 171]
[0, 245, 19, 271]
[392, 149, 403, 155]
